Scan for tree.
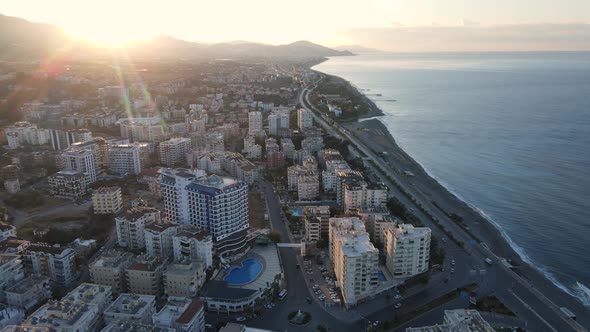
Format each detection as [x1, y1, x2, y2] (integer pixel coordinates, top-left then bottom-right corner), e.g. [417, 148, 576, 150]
[315, 238, 327, 249]
[269, 231, 282, 243]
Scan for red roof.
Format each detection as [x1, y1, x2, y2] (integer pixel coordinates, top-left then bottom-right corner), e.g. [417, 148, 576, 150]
[176, 300, 204, 324]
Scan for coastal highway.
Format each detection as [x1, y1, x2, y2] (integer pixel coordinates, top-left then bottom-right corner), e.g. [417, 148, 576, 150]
[298, 80, 588, 331]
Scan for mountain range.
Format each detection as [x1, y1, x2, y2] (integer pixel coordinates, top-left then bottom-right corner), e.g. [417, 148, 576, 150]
[0, 14, 353, 61]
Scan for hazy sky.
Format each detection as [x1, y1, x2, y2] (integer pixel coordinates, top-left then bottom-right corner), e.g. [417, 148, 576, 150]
[2, 0, 590, 51]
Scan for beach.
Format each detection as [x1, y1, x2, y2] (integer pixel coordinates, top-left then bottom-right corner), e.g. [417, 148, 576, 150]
[314, 70, 590, 326]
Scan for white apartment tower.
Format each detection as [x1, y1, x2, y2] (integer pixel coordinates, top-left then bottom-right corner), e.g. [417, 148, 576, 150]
[248, 111, 263, 136]
[268, 110, 290, 136]
[115, 207, 161, 250]
[159, 168, 207, 223]
[385, 224, 431, 278]
[172, 227, 213, 268]
[297, 108, 313, 130]
[61, 147, 98, 184]
[160, 137, 191, 167]
[110, 144, 142, 175]
[329, 217, 380, 306]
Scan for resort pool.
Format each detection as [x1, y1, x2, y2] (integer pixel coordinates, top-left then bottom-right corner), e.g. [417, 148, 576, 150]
[223, 258, 263, 286]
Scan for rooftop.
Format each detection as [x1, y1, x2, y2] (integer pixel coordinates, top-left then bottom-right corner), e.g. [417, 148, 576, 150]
[6, 275, 49, 294]
[104, 293, 156, 316]
[102, 321, 174, 332]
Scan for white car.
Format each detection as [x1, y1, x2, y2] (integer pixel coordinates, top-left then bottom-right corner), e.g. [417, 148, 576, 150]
[236, 317, 247, 322]
[394, 294, 401, 299]
[451, 260, 456, 265]
[450, 268, 455, 273]
[395, 303, 402, 309]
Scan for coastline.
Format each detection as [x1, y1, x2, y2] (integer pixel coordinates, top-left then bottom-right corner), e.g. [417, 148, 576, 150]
[310, 68, 590, 321]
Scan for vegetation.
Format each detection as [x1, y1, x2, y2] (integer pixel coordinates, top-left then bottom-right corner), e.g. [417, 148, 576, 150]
[269, 230, 282, 243]
[4, 190, 45, 209]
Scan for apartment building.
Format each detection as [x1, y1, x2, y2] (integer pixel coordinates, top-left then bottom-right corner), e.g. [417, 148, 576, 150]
[407, 309, 495, 332]
[23, 244, 77, 286]
[172, 227, 213, 268]
[164, 261, 206, 298]
[126, 256, 166, 298]
[63, 283, 113, 312]
[159, 168, 207, 224]
[48, 170, 88, 200]
[0, 254, 24, 303]
[24, 300, 100, 331]
[92, 186, 123, 214]
[5, 275, 51, 311]
[329, 217, 380, 306]
[60, 147, 98, 184]
[103, 293, 157, 325]
[89, 250, 133, 296]
[304, 216, 321, 242]
[303, 205, 331, 236]
[206, 132, 225, 153]
[297, 171, 320, 201]
[297, 108, 313, 130]
[153, 298, 206, 332]
[385, 224, 431, 278]
[116, 207, 161, 249]
[268, 110, 289, 136]
[248, 111, 263, 136]
[110, 144, 142, 175]
[145, 221, 178, 258]
[160, 137, 191, 167]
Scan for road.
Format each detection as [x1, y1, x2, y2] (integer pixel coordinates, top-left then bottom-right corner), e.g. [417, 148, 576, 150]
[299, 80, 588, 331]
[240, 180, 364, 332]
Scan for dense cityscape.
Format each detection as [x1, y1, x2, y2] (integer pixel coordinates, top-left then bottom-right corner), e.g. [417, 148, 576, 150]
[0, 7, 589, 332]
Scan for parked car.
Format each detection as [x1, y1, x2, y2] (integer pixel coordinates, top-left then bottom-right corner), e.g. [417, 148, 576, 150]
[236, 317, 247, 322]
[395, 303, 402, 309]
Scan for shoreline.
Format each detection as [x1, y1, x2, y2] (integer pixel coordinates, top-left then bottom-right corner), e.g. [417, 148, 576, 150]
[310, 66, 590, 321]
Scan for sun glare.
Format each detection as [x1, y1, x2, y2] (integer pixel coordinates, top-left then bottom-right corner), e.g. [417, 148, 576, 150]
[65, 21, 153, 47]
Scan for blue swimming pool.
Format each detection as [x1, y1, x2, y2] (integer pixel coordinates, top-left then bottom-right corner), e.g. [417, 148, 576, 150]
[223, 258, 263, 286]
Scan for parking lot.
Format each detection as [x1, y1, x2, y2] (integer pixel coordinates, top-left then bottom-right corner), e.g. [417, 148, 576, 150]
[302, 256, 343, 306]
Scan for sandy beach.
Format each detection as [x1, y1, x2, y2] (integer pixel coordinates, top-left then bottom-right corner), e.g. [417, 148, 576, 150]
[323, 74, 590, 325]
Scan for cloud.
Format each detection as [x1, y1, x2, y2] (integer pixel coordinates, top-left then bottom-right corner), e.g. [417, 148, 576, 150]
[337, 23, 590, 52]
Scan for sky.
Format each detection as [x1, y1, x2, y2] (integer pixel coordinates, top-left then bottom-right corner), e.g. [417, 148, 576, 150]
[1, 0, 590, 51]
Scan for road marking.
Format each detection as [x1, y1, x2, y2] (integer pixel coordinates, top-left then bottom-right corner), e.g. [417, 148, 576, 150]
[508, 289, 559, 332]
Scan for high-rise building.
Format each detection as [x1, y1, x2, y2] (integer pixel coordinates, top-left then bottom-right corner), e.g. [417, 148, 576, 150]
[248, 111, 263, 136]
[385, 224, 431, 278]
[159, 137, 191, 167]
[297, 108, 313, 130]
[172, 227, 213, 268]
[329, 217, 379, 306]
[60, 147, 98, 184]
[159, 168, 207, 223]
[92, 186, 123, 214]
[144, 221, 177, 258]
[89, 250, 133, 296]
[116, 207, 161, 250]
[48, 170, 88, 200]
[126, 256, 166, 298]
[24, 244, 77, 286]
[268, 110, 290, 136]
[160, 169, 249, 257]
[110, 144, 142, 175]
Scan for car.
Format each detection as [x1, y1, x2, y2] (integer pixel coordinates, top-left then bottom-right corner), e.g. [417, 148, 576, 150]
[450, 268, 455, 273]
[306, 297, 312, 304]
[314, 284, 320, 288]
[395, 303, 402, 309]
[373, 321, 380, 327]
[394, 294, 401, 299]
[264, 304, 272, 309]
[451, 260, 456, 265]
[236, 317, 247, 322]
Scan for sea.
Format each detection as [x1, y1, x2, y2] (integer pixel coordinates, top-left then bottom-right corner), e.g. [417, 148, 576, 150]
[313, 52, 590, 306]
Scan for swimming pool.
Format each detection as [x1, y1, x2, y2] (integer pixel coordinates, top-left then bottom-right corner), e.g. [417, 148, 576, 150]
[223, 258, 263, 286]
